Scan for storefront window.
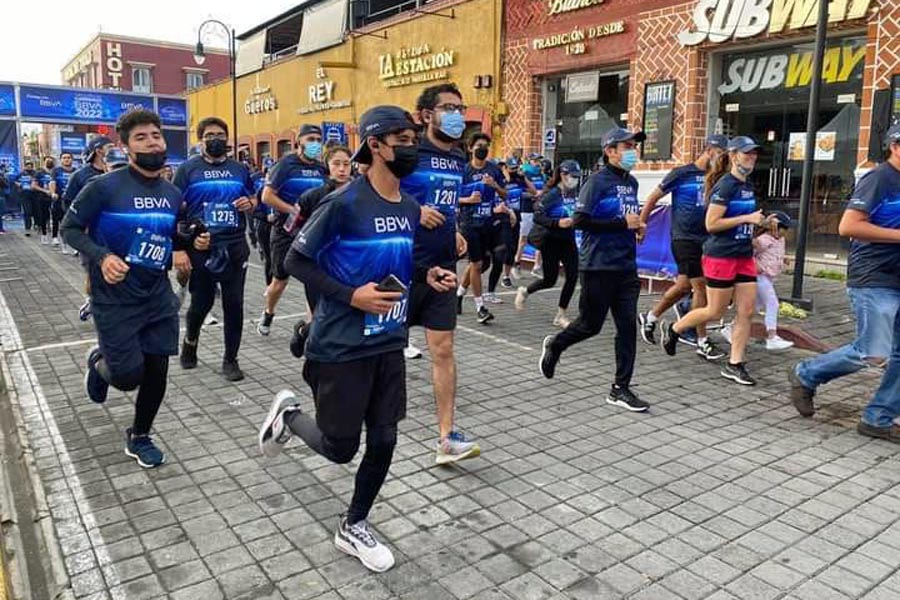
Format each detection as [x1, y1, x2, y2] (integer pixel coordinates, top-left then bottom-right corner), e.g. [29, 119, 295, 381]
[712, 36, 865, 259]
[552, 71, 629, 172]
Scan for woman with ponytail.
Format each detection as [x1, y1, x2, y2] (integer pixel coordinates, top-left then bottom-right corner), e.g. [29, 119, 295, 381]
[660, 136, 770, 386]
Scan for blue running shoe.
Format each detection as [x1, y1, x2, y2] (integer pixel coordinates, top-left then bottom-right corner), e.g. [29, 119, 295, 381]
[78, 297, 92, 322]
[84, 346, 109, 404]
[125, 428, 166, 468]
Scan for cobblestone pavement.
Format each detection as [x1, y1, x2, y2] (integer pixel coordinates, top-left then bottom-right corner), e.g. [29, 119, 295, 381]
[0, 231, 898, 600]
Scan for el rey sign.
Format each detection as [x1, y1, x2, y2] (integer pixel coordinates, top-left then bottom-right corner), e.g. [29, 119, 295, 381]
[678, 0, 873, 46]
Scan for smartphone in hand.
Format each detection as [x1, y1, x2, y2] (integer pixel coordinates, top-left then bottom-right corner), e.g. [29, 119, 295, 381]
[376, 274, 407, 294]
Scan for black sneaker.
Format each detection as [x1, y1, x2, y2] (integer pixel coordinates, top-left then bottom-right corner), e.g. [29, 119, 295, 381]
[501, 276, 513, 289]
[857, 421, 900, 444]
[607, 385, 650, 412]
[639, 312, 657, 345]
[789, 367, 815, 417]
[456, 295, 464, 315]
[476, 305, 494, 325]
[257, 311, 274, 336]
[721, 362, 756, 386]
[180, 341, 198, 369]
[222, 360, 244, 382]
[289, 319, 308, 358]
[539, 335, 559, 379]
[84, 346, 109, 404]
[696, 338, 726, 361]
[660, 321, 679, 356]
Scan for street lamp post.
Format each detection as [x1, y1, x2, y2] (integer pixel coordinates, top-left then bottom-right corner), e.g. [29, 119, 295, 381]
[194, 20, 238, 160]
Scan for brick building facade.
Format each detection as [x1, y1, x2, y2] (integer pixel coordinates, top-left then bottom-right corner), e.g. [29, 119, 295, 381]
[501, 0, 900, 259]
[61, 34, 230, 96]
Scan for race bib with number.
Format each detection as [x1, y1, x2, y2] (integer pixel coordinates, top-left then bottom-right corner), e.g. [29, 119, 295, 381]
[204, 201, 239, 230]
[125, 228, 172, 270]
[429, 179, 459, 216]
[735, 223, 753, 240]
[363, 295, 409, 337]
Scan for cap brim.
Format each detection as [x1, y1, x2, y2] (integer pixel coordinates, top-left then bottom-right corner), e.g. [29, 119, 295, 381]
[736, 144, 761, 153]
[351, 136, 373, 164]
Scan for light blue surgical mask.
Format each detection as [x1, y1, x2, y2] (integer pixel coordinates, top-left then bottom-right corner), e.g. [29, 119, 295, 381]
[736, 164, 754, 177]
[438, 111, 465, 140]
[303, 142, 322, 160]
[619, 149, 638, 171]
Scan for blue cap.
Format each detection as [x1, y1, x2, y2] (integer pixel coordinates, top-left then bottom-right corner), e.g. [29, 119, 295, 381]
[602, 127, 647, 148]
[728, 136, 761, 153]
[527, 152, 542, 160]
[886, 124, 900, 145]
[768, 210, 794, 229]
[559, 159, 581, 175]
[706, 134, 729, 150]
[351, 106, 417, 164]
[507, 157, 521, 169]
[263, 156, 275, 169]
[104, 147, 128, 168]
[84, 135, 112, 161]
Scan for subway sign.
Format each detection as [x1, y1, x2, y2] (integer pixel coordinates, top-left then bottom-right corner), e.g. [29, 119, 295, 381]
[678, 0, 873, 46]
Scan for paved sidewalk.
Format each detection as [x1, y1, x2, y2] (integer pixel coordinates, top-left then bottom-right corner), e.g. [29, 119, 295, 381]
[0, 232, 899, 600]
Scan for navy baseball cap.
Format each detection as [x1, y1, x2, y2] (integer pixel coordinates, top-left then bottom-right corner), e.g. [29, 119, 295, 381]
[706, 134, 729, 149]
[298, 124, 323, 138]
[886, 124, 900, 145]
[602, 127, 647, 148]
[728, 136, 761, 153]
[507, 157, 521, 169]
[768, 210, 794, 229]
[527, 152, 542, 160]
[559, 159, 581, 175]
[84, 135, 112, 161]
[351, 105, 417, 164]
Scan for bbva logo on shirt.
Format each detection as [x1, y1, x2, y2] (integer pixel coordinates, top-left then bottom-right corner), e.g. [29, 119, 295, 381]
[134, 196, 172, 209]
[374, 216, 413, 233]
[204, 170, 233, 179]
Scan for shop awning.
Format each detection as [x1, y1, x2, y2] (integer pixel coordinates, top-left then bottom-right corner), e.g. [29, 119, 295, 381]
[236, 31, 266, 77]
[297, 0, 348, 55]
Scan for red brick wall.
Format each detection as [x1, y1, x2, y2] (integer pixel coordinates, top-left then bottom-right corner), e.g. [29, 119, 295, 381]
[859, 2, 900, 165]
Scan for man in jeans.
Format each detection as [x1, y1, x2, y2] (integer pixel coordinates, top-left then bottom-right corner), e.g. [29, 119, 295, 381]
[791, 124, 900, 441]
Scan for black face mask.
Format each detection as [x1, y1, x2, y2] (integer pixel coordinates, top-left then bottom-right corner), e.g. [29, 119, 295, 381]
[384, 145, 419, 179]
[134, 151, 167, 172]
[205, 138, 228, 158]
[474, 147, 489, 160]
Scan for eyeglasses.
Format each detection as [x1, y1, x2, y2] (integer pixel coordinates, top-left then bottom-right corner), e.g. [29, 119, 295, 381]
[434, 103, 466, 114]
[202, 133, 228, 141]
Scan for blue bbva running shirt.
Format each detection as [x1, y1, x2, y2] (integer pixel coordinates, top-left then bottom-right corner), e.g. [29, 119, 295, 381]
[575, 165, 640, 271]
[64, 164, 105, 205]
[703, 173, 756, 258]
[846, 162, 900, 289]
[293, 176, 421, 363]
[67, 167, 183, 304]
[264, 153, 327, 208]
[660, 163, 707, 242]
[174, 156, 253, 246]
[401, 137, 465, 275]
[251, 171, 270, 218]
[460, 163, 506, 227]
[51, 166, 76, 198]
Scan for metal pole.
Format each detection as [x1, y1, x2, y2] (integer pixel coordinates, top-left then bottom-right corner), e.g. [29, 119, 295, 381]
[230, 29, 239, 162]
[790, 0, 829, 309]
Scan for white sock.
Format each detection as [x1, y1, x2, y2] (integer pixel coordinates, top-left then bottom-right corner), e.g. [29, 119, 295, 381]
[474, 296, 484, 309]
[646, 312, 658, 324]
[457, 286, 467, 298]
[697, 336, 708, 346]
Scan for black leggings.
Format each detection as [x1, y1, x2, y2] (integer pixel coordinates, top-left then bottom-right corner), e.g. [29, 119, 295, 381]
[35, 199, 50, 235]
[552, 270, 640, 387]
[486, 228, 509, 294]
[255, 220, 273, 287]
[51, 201, 64, 238]
[526, 237, 578, 309]
[97, 353, 169, 435]
[286, 411, 397, 524]
[186, 244, 249, 362]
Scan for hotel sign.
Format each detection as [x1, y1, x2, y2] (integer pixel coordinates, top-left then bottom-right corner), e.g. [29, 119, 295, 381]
[378, 45, 456, 89]
[677, 0, 873, 46]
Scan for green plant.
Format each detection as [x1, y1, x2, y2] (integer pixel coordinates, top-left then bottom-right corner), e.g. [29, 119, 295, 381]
[814, 269, 847, 281]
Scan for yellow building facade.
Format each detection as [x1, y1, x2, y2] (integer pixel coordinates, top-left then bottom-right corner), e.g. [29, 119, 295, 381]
[185, 0, 503, 163]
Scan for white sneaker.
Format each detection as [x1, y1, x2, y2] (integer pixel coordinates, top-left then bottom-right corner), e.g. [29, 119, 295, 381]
[41, 235, 49, 245]
[404, 344, 423, 360]
[203, 313, 219, 327]
[553, 310, 571, 329]
[766, 336, 794, 351]
[436, 431, 481, 465]
[335, 517, 395, 573]
[514, 287, 528, 311]
[720, 324, 733, 345]
[258, 390, 299, 458]
[60, 244, 72, 256]
[484, 292, 503, 304]
[52, 237, 60, 246]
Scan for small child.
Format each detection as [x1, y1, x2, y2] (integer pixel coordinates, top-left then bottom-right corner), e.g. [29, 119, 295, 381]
[753, 212, 793, 351]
